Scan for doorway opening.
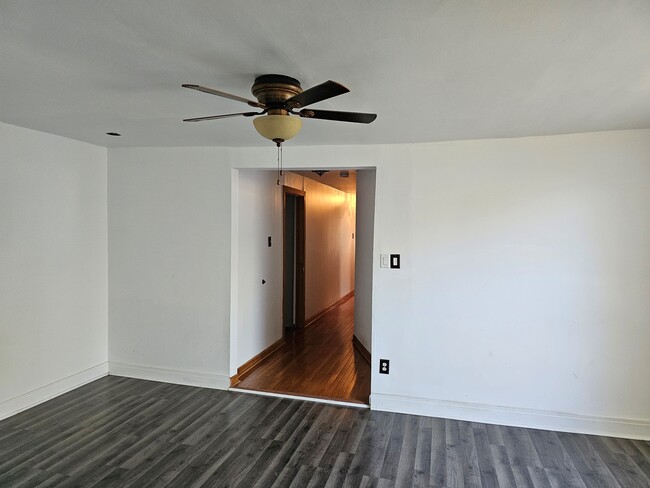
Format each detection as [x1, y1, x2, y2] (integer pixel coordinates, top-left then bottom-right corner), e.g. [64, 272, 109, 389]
[282, 187, 305, 330]
[231, 168, 375, 406]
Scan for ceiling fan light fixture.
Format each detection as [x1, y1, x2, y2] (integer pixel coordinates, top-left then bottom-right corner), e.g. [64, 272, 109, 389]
[253, 114, 302, 143]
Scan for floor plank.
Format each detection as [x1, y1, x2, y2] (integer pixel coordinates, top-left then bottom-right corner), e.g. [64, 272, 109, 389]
[236, 295, 371, 404]
[1, 376, 648, 487]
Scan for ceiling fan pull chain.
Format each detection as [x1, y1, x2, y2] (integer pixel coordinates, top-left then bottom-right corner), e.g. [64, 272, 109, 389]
[275, 140, 284, 186]
[276, 142, 281, 186]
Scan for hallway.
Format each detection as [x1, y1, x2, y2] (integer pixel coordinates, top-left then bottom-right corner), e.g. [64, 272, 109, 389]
[236, 296, 370, 404]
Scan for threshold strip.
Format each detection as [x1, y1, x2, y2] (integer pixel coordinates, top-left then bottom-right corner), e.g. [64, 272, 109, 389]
[229, 387, 369, 409]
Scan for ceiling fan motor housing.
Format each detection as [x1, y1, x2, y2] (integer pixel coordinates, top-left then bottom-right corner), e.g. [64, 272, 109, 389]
[182, 74, 375, 142]
[252, 74, 303, 115]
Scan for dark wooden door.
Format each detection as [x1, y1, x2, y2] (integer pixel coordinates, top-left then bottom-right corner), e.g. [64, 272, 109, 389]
[283, 186, 306, 329]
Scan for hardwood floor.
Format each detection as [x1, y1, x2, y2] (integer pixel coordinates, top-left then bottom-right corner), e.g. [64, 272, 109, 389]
[1, 376, 649, 487]
[236, 295, 371, 404]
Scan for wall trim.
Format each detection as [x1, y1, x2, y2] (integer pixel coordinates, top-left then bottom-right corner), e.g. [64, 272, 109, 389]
[352, 335, 371, 365]
[108, 361, 230, 390]
[370, 393, 650, 440]
[232, 337, 286, 387]
[0, 362, 109, 421]
[305, 290, 355, 328]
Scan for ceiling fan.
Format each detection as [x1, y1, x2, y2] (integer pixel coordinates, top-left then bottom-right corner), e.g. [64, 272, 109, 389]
[182, 74, 377, 145]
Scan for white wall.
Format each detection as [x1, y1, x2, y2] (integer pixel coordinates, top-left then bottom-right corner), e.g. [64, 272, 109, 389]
[107, 147, 232, 388]
[0, 122, 108, 419]
[375, 131, 650, 437]
[354, 169, 376, 352]
[107, 129, 650, 438]
[236, 170, 283, 367]
[286, 175, 356, 320]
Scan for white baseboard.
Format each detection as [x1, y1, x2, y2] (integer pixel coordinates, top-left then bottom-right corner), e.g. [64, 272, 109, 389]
[370, 393, 650, 440]
[0, 362, 109, 421]
[108, 361, 230, 390]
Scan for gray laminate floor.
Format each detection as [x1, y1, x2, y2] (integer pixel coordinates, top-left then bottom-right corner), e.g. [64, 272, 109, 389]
[0, 376, 648, 487]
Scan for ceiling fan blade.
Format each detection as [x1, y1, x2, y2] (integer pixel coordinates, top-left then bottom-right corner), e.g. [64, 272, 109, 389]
[285, 80, 349, 108]
[183, 112, 260, 122]
[182, 84, 265, 108]
[299, 109, 377, 124]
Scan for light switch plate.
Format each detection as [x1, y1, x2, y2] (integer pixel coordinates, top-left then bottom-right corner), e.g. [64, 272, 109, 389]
[380, 254, 390, 268]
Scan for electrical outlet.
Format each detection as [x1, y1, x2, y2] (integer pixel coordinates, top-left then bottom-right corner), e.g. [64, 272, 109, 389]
[379, 359, 390, 374]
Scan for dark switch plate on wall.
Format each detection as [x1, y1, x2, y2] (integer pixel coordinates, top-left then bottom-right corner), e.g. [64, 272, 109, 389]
[390, 254, 400, 269]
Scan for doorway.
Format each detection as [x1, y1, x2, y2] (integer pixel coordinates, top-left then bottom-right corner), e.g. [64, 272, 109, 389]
[231, 168, 375, 406]
[282, 187, 305, 330]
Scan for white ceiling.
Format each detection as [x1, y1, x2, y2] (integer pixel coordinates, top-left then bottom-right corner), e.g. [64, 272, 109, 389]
[1, 1, 649, 148]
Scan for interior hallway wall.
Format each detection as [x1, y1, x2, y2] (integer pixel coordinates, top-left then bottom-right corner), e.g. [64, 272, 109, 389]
[285, 173, 356, 321]
[236, 170, 283, 367]
[0, 122, 108, 419]
[353, 169, 376, 352]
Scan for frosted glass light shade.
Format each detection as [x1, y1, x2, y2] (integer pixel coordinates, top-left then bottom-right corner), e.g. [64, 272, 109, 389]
[253, 114, 302, 142]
